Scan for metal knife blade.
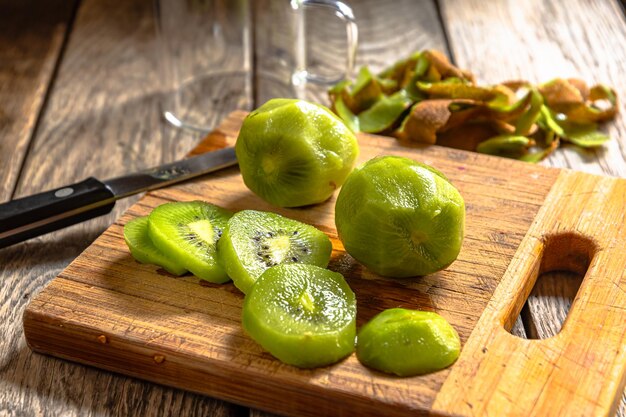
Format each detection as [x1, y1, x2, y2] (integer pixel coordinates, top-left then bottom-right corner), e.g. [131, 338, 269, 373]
[0, 147, 238, 249]
[104, 146, 237, 198]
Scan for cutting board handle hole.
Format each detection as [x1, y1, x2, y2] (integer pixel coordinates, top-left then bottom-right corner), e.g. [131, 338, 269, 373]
[538, 232, 596, 276]
[507, 232, 596, 339]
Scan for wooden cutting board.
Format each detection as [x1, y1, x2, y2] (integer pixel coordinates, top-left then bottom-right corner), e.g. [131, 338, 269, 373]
[23, 111, 626, 417]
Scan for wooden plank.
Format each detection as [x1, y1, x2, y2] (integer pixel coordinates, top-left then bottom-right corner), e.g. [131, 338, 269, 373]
[23, 111, 576, 417]
[433, 169, 626, 417]
[439, 1, 626, 414]
[0, 0, 76, 202]
[523, 273, 626, 414]
[0, 0, 249, 415]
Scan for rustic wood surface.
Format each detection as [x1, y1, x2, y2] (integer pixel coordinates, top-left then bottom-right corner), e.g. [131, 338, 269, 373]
[25, 111, 570, 417]
[0, 0, 76, 202]
[1, 0, 625, 415]
[432, 169, 626, 416]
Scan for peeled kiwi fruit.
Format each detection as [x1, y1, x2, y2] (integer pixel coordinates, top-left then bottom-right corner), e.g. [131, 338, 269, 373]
[123, 216, 187, 275]
[148, 201, 233, 283]
[217, 210, 332, 294]
[235, 98, 359, 207]
[335, 155, 465, 277]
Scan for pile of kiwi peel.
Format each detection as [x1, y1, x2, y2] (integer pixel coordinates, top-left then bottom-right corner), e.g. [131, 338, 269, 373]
[123, 99, 465, 373]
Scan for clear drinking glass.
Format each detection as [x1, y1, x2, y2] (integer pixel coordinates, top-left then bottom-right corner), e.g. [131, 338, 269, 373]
[156, 0, 357, 132]
[290, 0, 358, 85]
[155, 0, 252, 132]
[254, 0, 358, 104]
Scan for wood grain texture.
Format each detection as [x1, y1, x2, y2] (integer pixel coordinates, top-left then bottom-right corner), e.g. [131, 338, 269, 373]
[0, 0, 248, 415]
[0, 0, 76, 202]
[523, 271, 626, 415]
[2, 0, 624, 416]
[433, 169, 626, 417]
[23, 111, 573, 417]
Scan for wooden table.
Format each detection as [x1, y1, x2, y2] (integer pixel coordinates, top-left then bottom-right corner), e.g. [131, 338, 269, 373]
[1, 0, 624, 415]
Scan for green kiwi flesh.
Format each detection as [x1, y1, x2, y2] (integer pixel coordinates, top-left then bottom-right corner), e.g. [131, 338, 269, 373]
[148, 201, 233, 283]
[356, 308, 461, 376]
[335, 155, 465, 277]
[123, 216, 187, 275]
[217, 210, 332, 294]
[242, 264, 356, 368]
[235, 98, 359, 207]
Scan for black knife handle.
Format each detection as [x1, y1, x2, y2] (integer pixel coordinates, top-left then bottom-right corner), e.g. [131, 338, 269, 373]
[0, 177, 116, 249]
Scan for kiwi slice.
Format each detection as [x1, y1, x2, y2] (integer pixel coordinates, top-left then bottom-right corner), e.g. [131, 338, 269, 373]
[123, 216, 187, 275]
[148, 201, 233, 283]
[242, 264, 356, 368]
[217, 210, 332, 294]
[356, 308, 461, 376]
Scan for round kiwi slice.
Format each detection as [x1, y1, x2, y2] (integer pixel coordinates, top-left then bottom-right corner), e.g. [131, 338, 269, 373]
[242, 263, 356, 368]
[335, 155, 465, 277]
[235, 98, 359, 207]
[217, 210, 332, 294]
[148, 201, 233, 283]
[123, 216, 187, 276]
[356, 308, 461, 377]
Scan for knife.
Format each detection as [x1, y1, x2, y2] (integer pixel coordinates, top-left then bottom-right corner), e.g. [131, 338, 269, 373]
[0, 147, 237, 249]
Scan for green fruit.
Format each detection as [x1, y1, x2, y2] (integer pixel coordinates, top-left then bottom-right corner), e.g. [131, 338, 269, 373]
[334, 155, 465, 277]
[236, 98, 359, 207]
[148, 201, 233, 283]
[217, 210, 332, 294]
[356, 308, 460, 376]
[242, 264, 356, 368]
[123, 216, 187, 275]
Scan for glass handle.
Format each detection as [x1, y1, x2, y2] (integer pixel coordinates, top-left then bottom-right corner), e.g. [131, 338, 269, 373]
[294, 0, 358, 85]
